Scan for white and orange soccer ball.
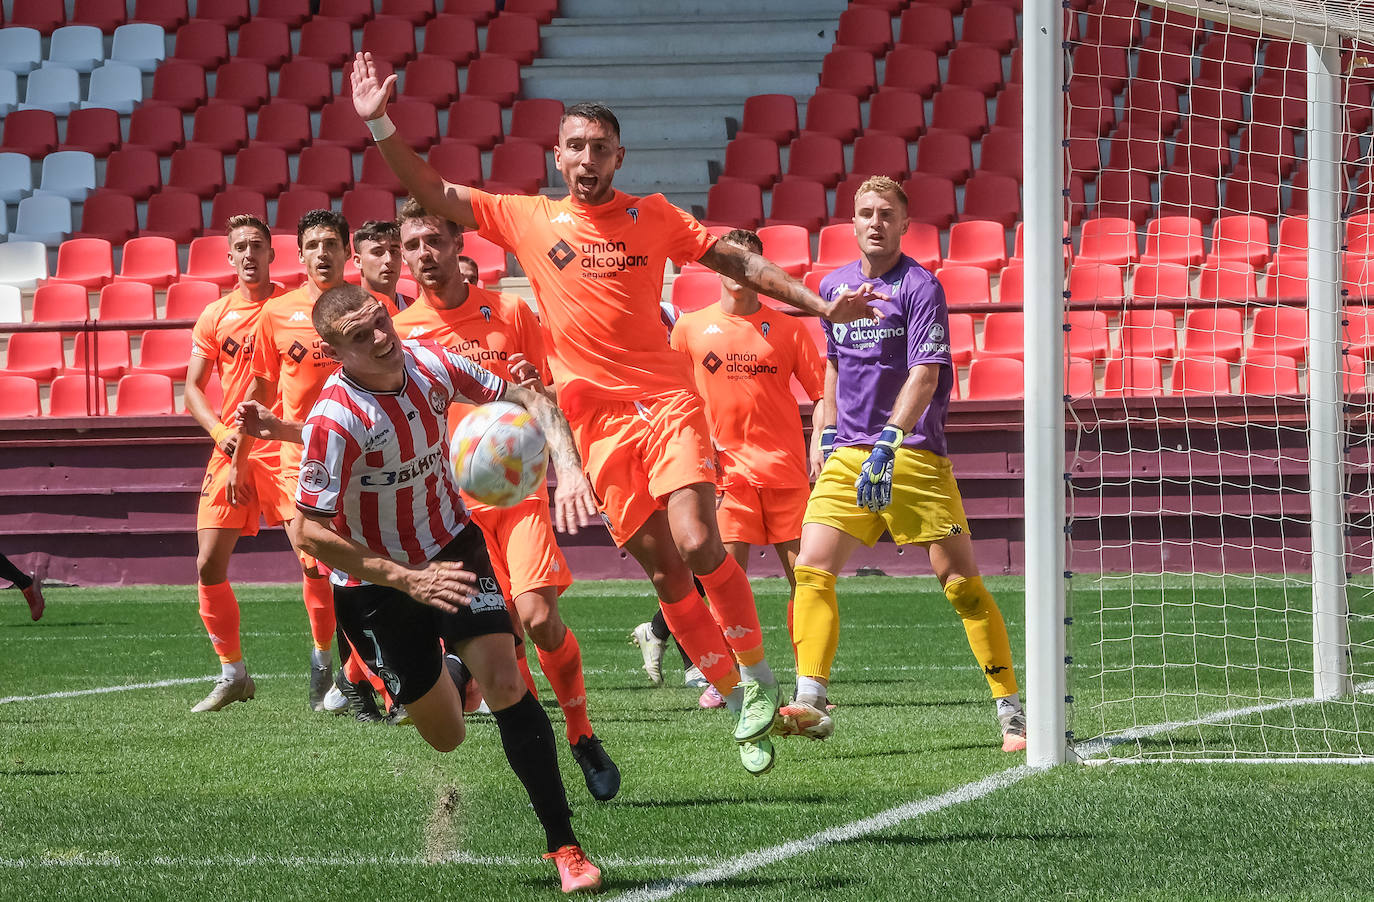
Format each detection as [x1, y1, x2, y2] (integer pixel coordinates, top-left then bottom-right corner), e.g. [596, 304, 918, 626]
[449, 401, 548, 507]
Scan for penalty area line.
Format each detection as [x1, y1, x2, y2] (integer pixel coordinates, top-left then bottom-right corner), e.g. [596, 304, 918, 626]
[607, 765, 1035, 902]
[0, 674, 296, 706]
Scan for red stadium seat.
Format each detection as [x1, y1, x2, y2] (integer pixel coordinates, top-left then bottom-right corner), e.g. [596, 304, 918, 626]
[756, 225, 811, 277]
[484, 13, 541, 65]
[490, 140, 548, 194]
[1101, 356, 1164, 397]
[2, 110, 59, 157]
[704, 182, 764, 229]
[63, 107, 121, 157]
[880, 46, 940, 99]
[131, 0, 187, 29]
[1222, 167, 1284, 221]
[944, 220, 1008, 272]
[272, 189, 333, 235]
[722, 136, 781, 187]
[966, 357, 1023, 400]
[1077, 217, 1140, 266]
[71, 329, 131, 379]
[1065, 310, 1111, 362]
[815, 224, 859, 269]
[1130, 262, 1189, 302]
[1251, 306, 1308, 361]
[1095, 169, 1155, 226]
[961, 4, 1018, 52]
[786, 134, 845, 188]
[270, 234, 307, 288]
[32, 282, 91, 323]
[295, 144, 355, 196]
[361, 15, 418, 67]
[1121, 81, 1181, 136]
[212, 60, 270, 111]
[946, 43, 1005, 96]
[766, 178, 827, 233]
[317, 100, 372, 152]
[276, 59, 332, 109]
[1064, 356, 1096, 398]
[0, 375, 41, 417]
[419, 15, 479, 66]
[444, 97, 504, 149]
[97, 282, 156, 321]
[12, 0, 65, 33]
[427, 142, 484, 188]
[834, 5, 893, 54]
[1197, 261, 1258, 301]
[167, 146, 226, 198]
[400, 55, 460, 107]
[1240, 353, 1300, 395]
[977, 127, 1023, 181]
[342, 187, 398, 226]
[1208, 214, 1272, 269]
[122, 103, 183, 156]
[115, 372, 175, 415]
[1173, 119, 1232, 176]
[209, 189, 269, 233]
[914, 130, 973, 183]
[1237, 123, 1297, 179]
[173, 20, 228, 68]
[49, 374, 108, 415]
[1155, 172, 1220, 226]
[360, 145, 407, 195]
[1183, 308, 1245, 363]
[142, 190, 203, 244]
[503, 0, 556, 24]
[849, 134, 910, 181]
[1172, 355, 1233, 395]
[234, 19, 291, 68]
[386, 99, 440, 150]
[381, 0, 437, 25]
[462, 233, 508, 283]
[74, 0, 127, 32]
[443, 0, 498, 23]
[1071, 44, 1130, 95]
[251, 102, 311, 155]
[150, 59, 207, 111]
[1188, 84, 1245, 134]
[866, 90, 925, 141]
[1265, 257, 1307, 301]
[801, 91, 862, 143]
[115, 236, 179, 289]
[935, 265, 992, 306]
[1141, 216, 1204, 267]
[318, 0, 373, 27]
[670, 271, 722, 313]
[508, 98, 565, 148]
[1106, 126, 1166, 174]
[194, 0, 247, 27]
[830, 175, 866, 225]
[1118, 309, 1178, 359]
[981, 311, 1025, 359]
[993, 83, 1023, 130]
[50, 238, 113, 290]
[739, 94, 798, 144]
[1067, 262, 1126, 305]
[897, 6, 954, 54]
[464, 56, 521, 106]
[188, 102, 249, 154]
[297, 17, 353, 66]
[5, 332, 67, 382]
[959, 173, 1020, 228]
[930, 86, 989, 139]
[164, 281, 219, 320]
[948, 313, 975, 365]
[901, 224, 941, 271]
[1199, 33, 1257, 91]
[818, 49, 877, 99]
[900, 173, 957, 228]
[74, 190, 138, 243]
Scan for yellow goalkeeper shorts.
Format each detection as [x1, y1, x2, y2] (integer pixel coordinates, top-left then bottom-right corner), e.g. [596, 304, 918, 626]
[804, 445, 971, 547]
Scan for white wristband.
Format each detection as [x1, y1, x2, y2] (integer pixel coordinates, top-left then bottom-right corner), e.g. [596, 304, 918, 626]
[366, 114, 396, 141]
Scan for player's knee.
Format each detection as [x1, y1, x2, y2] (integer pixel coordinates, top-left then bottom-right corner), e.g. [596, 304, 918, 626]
[677, 533, 723, 573]
[424, 720, 465, 753]
[794, 564, 837, 593]
[523, 608, 562, 649]
[943, 575, 988, 616]
[195, 554, 228, 585]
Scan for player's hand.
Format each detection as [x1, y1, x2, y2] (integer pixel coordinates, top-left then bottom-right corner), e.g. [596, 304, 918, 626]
[551, 469, 599, 535]
[810, 424, 837, 479]
[825, 283, 887, 324]
[233, 400, 277, 440]
[225, 461, 252, 507]
[405, 559, 479, 614]
[350, 51, 397, 123]
[855, 425, 903, 512]
[506, 353, 549, 396]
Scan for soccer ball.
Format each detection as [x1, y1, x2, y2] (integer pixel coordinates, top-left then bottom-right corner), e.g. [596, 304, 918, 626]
[449, 401, 548, 507]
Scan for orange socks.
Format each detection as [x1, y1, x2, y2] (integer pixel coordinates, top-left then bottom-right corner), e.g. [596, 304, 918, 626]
[697, 555, 765, 666]
[536, 629, 593, 744]
[659, 590, 739, 693]
[301, 573, 335, 651]
[516, 652, 540, 697]
[197, 580, 241, 664]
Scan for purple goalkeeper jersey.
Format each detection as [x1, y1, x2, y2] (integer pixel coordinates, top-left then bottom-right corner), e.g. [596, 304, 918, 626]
[819, 255, 953, 457]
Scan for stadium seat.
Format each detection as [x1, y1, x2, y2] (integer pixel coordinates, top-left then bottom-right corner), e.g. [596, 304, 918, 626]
[484, 12, 541, 65]
[382, 0, 437, 24]
[0, 154, 31, 206]
[167, 146, 226, 197]
[506, 98, 563, 149]
[1094, 169, 1155, 226]
[900, 173, 957, 229]
[936, 265, 992, 306]
[212, 60, 270, 111]
[361, 15, 418, 66]
[50, 238, 113, 290]
[1275, 216, 1308, 259]
[149, 59, 207, 111]
[829, 175, 867, 225]
[1172, 120, 1232, 177]
[46, 24, 104, 73]
[765, 178, 827, 233]
[208, 189, 268, 233]
[275, 59, 333, 109]
[490, 140, 549, 194]
[980, 312, 1025, 359]
[32, 282, 91, 322]
[818, 49, 877, 99]
[231, 146, 290, 199]
[125, 102, 184, 155]
[317, 99, 372, 152]
[1240, 353, 1300, 395]
[464, 56, 521, 106]
[1197, 262, 1258, 301]
[756, 225, 811, 277]
[11, 193, 72, 245]
[38, 150, 97, 201]
[977, 128, 1023, 181]
[75, 74, 139, 131]
[70, 329, 131, 379]
[669, 271, 721, 313]
[1155, 172, 1220, 226]
[1077, 218, 1140, 267]
[815, 224, 860, 269]
[388, 98, 442, 146]
[1066, 261, 1126, 305]
[342, 187, 398, 227]
[141, 189, 202, 244]
[109, 22, 166, 72]
[865, 90, 925, 141]
[164, 281, 219, 320]
[295, 144, 355, 196]
[704, 182, 764, 229]
[1062, 356, 1095, 398]
[73, 190, 137, 244]
[802, 268, 835, 296]
[252, 101, 311, 154]
[114, 372, 175, 415]
[234, 19, 291, 68]
[0, 375, 42, 417]
[1199, 32, 1257, 91]
[173, 20, 229, 68]
[443, 97, 504, 149]
[1264, 256, 1307, 301]
[181, 235, 234, 291]
[398, 55, 459, 107]
[115, 236, 178, 289]
[946, 44, 1005, 97]
[850, 134, 911, 181]
[1105, 126, 1166, 176]
[880, 46, 940, 99]
[966, 357, 1024, 400]
[195, 0, 248, 27]
[739, 94, 798, 144]
[834, 5, 893, 54]
[297, 16, 353, 66]
[913, 130, 973, 184]
[131, 0, 188, 29]
[1172, 355, 1233, 395]
[947, 313, 975, 365]
[48, 373, 108, 415]
[785, 134, 845, 188]
[97, 282, 156, 321]
[360, 145, 407, 195]
[0, 241, 49, 289]
[0, 29, 44, 79]
[1118, 309, 1178, 359]
[2, 108, 59, 158]
[419, 15, 479, 66]
[1222, 167, 1283, 221]
[944, 221, 1008, 272]
[901, 223, 942, 272]
[189, 101, 249, 153]
[929, 86, 990, 140]
[426, 142, 484, 188]
[101, 147, 162, 199]
[993, 82, 1023, 131]
[1237, 123, 1297, 179]
[959, 174, 1020, 228]
[1065, 310, 1111, 362]
[0, 71, 16, 118]
[462, 233, 508, 283]
[1251, 306, 1308, 361]
[1101, 355, 1164, 397]
[4, 331, 66, 382]
[1183, 308, 1245, 363]
[504, 0, 556, 23]
[801, 91, 862, 143]
[996, 264, 1024, 305]
[13, 0, 66, 34]
[897, 6, 954, 54]
[1139, 216, 1204, 268]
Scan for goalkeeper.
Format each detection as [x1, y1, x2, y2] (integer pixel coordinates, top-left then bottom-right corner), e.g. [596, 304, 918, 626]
[775, 176, 1026, 753]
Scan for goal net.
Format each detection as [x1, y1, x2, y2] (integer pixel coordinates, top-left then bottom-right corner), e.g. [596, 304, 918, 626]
[1052, 0, 1374, 761]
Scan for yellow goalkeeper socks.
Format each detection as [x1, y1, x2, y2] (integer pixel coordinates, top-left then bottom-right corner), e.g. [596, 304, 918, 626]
[944, 576, 1019, 698]
[792, 565, 840, 681]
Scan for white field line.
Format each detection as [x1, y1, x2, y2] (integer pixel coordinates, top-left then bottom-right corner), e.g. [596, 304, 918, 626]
[0, 674, 296, 705]
[0, 851, 717, 870]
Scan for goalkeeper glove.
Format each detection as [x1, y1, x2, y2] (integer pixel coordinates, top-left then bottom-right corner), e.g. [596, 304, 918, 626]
[819, 425, 837, 462]
[855, 424, 904, 512]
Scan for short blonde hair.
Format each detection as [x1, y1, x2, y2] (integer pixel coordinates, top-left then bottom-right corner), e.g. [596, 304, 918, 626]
[854, 175, 908, 210]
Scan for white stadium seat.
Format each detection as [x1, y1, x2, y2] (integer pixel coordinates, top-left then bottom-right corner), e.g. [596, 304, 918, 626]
[110, 23, 167, 73]
[0, 28, 44, 76]
[11, 193, 73, 245]
[0, 284, 23, 323]
[0, 152, 34, 204]
[45, 25, 106, 74]
[38, 151, 97, 201]
[18, 65, 81, 116]
[83, 62, 144, 115]
[0, 69, 18, 117]
[0, 241, 51, 288]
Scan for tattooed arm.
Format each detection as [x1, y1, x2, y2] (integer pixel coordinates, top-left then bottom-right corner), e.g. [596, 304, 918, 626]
[699, 240, 883, 323]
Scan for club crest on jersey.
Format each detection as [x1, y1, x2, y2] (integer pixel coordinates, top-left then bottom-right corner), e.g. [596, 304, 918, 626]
[428, 386, 448, 415]
[299, 459, 331, 493]
[550, 211, 575, 225]
[930, 323, 945, 342]
[761, 321, 771, 337]
[479, 305, 491, 322]
[626, 206, 638, 223]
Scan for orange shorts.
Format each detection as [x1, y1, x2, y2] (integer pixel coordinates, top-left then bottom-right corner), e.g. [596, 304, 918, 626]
[466, 491, 573, 599]
[568, 389, 717, 547]
[196, 452, 294, 535]
[716, 480, 811, 546]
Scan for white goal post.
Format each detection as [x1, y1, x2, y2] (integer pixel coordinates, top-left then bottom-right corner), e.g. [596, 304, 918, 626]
[1023, 0, 1374, 766]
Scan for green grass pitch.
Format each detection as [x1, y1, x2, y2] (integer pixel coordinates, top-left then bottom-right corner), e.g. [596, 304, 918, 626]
[2, 577, 1371, 901]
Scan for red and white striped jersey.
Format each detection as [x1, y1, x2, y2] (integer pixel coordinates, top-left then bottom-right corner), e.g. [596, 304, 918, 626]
[296, 338, 505, 586]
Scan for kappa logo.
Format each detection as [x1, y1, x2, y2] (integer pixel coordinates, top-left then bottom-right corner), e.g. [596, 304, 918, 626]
[948, 524, 963, 536]
[723, 624, 751, 639]
[698, 652, 725, 670]
[564, 695, 587, 708]
[547, 239, 576, 270]
[406, 326, 428, 338]
[479, 305, 491, 322]
[550, 211, 575, 225]
[702, 351, 723, 374]
[626, 206, 638, 223]
[983, 664, 1007, 675]
[224, 310, 241, 321]
[704, 324, 723, 335]
[289, 311, 309, 322]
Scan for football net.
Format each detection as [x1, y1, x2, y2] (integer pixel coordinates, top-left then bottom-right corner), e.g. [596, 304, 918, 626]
[1049, 0, 1374, 762]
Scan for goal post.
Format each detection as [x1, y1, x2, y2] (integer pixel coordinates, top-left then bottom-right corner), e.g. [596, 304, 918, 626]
[1025, 0, 1374, 764]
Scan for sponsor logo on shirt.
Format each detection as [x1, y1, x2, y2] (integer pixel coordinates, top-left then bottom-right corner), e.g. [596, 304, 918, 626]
[224, 310, 241, 321]
[833, 317, 906, 349]
[708, 351, 778, 379]
[704, 324, 723, 335]
[702, 351, 723, 374]
[469, 575, 507, 612]
[299, 459, 331, 493]
[362, 427, 392, 453]
[918, 322, 950, 355]
[288, 340, 309, 363]
[548, 239, 577, 270]
[578, 240, 649, 279]
[221, 336, 241, 357]
[360, 445, 446, 487]
[550, 211, 575, 225]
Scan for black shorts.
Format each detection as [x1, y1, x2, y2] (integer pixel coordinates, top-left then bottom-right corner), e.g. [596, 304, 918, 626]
[332, 524, 516, 705]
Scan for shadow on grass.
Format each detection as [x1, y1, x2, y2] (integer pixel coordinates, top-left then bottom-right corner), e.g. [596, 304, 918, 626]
[0, 767, 91, 777]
